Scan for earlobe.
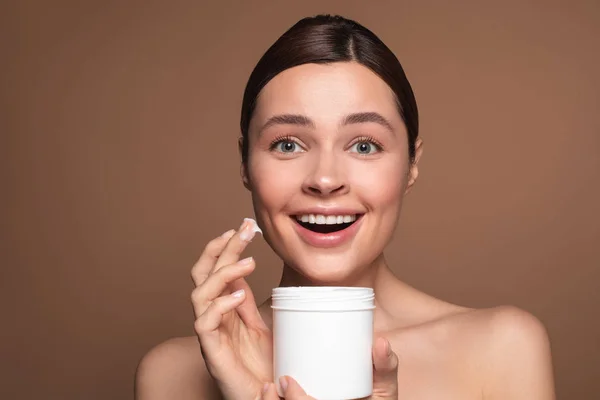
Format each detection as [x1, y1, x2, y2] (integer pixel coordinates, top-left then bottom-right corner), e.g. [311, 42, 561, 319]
[405, 165, 418, 194]
[238, 137, 252, 190]
[240, 162, 251, 190]
[238, 137, 244, 157]
[405, 138, 423, 194]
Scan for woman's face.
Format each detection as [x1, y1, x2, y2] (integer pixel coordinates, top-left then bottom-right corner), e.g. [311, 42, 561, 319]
[245, 61, 419, 283]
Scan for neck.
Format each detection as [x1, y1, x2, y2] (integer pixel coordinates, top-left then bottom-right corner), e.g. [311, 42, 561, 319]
[275, 254, 407, 333]
[278, 253, 390, 288]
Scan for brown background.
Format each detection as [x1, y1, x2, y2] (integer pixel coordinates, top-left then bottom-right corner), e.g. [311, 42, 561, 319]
[2, 1, 599, 399]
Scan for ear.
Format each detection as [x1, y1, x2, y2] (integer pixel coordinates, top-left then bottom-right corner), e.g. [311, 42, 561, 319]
[405, 138, 423, 195]
[238, 137, 251, 190]
[240, 163, 251, 190]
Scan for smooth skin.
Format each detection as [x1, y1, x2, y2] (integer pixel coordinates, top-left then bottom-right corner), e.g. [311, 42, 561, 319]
[135, 62, 555, 399]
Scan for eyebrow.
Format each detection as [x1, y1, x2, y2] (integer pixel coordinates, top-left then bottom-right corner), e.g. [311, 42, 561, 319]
[258, 112, 395, 135]
[258, 114, 315, 135]
[341, 112, 394, 133]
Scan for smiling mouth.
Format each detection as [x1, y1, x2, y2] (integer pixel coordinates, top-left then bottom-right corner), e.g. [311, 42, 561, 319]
[292, 214, 362, 234]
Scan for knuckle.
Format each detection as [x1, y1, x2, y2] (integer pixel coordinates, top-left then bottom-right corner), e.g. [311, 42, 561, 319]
[190, 287, 205, 304]
[191, 269, 208, 285]
[211, 298, 230, 317]
[208, 299, 222, 314]
[194, 317, 208, 334]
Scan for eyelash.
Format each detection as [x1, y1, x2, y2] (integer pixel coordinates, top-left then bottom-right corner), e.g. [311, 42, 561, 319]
[268, 135, 295, 150]
[268, 135, 384, 152]
[352, 135, 384, 152]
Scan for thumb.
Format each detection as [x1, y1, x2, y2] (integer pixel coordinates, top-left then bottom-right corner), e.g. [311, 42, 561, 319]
[372, 336, 399, 399]
[280, 376, 315, 399]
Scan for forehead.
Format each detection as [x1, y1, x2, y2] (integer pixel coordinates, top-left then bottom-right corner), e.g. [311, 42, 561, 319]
[250, 62, 401, 130]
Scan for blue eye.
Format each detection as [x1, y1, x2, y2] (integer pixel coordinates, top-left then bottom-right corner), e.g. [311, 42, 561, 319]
[273, 140, 300, 153]
[350, 141, 379, 154]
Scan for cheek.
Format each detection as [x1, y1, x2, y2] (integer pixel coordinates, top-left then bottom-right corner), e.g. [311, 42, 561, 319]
[348, 160, 408, 210]
[249, 158, 303, 210]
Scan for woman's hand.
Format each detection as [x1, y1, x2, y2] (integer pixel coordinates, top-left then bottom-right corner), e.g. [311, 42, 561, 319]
[191, 219, 273, 400]
[261, 336, 399, 399]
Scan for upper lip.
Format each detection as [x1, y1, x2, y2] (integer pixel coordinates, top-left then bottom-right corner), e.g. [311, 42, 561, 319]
[290, 206, 366, 216]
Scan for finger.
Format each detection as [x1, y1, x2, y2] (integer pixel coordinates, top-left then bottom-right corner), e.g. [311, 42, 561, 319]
[260, 382, 279, 400]
[372, 336, 399, 399]
[203, 219, 266, 330]
[234, 286, 269, 332]
[211, 218, 261, 275]
[191, 229, 235, 286]
[194, 289, 246, 337]
[191, 257, 255, 318]
[280, 376, 315, 399]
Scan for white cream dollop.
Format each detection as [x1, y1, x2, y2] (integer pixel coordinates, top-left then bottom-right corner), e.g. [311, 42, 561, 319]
[243, 217, 263, 235]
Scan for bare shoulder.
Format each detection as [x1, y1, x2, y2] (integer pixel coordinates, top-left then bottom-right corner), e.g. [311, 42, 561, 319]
[436, 304, 550, 342]
[456, 305, 553, 368]
[135, 336, 221, 400]
[445, 305, 555, 399]
[389, 301, 554, 399]
[473, 306, 555, 398]
[476, 305, 550, 344]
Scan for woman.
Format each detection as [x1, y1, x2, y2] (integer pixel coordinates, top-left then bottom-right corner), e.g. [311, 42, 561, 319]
[135, 15, 555, 399]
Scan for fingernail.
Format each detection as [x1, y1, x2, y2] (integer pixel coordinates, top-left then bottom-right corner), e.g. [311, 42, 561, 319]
[232, 289, 245, 298]
[238, 218, 249, 231]
[244, 218, 263, 234]
[221, 229, 235, 239]
[385, 339, 392, 356]
[239, 256, 253, 265]
[279, 376, 288, 392]
[239, 228, 255, 242]
[239, 218, 261, 242]
[262, 382, 270, 395]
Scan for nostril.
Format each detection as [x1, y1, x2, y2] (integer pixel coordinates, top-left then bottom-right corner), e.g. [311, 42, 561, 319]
[331, 184, 346, 193]
[306, 184, 346, 196]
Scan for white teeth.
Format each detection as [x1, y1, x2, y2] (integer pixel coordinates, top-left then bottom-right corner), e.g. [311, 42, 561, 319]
[325, 216, 337, 225]
[295, 214, 358, 225]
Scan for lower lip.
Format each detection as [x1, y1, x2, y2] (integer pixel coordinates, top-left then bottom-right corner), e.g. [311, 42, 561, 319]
[292, 215, 364, 248]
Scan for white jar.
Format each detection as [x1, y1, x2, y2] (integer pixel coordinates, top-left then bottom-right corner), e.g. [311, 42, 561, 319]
[271, 287, 375, 399]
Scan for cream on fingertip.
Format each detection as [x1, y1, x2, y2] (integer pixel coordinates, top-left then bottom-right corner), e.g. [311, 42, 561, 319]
[243, 218, 263, 235]
[239, 217, 262, 242]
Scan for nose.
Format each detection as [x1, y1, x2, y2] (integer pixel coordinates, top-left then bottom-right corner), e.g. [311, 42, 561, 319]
[302, 153, 348, 197]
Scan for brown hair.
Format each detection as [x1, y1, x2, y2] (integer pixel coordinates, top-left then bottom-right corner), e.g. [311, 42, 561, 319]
[240, 14, 419, 165]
